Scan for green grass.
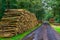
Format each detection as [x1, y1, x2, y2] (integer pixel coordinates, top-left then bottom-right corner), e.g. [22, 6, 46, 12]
[53, 26, 60, 33]
[0, 24, 41, 40]
[51, 25, 60, 33]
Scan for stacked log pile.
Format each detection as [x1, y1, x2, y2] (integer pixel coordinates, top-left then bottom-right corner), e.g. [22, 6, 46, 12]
[0, 9, 38, 37]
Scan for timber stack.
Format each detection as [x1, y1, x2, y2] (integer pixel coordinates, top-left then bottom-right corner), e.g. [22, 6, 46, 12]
[0, 9, 38, 37]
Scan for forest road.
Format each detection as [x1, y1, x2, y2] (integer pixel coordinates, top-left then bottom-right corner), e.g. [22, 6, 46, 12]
[22, 23, 60, 40]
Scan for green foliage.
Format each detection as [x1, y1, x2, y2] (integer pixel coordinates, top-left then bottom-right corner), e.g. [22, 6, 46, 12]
[6, 0, 17, 9]
[18, 0, 45, 20]
[52, 0, 60, 23]
[0, 0, 6, 20]
[0, 0, 60, 23]
[0, 0, 45, 20]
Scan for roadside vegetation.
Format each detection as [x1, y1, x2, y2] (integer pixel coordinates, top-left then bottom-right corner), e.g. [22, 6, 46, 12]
[51, 24, 60, 33]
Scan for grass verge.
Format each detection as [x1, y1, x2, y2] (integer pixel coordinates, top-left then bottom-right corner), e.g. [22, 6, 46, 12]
[51, 24, 60, 33]
[0, 24, 41, 40]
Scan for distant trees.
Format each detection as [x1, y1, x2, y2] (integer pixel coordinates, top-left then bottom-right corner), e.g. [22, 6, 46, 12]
[42, 0, 60, 23]
[0, 0, 18, 20]
[0, 0, 6, 19]
[0, 0, 45, 21]
[17, 0, 45, 20]
[52, 0, 60, 23]
[6, 0, 17, 9]
[1, 0, 60, 23]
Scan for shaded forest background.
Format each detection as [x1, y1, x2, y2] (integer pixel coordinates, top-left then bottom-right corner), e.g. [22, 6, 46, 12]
[0, 0, 60, 23]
